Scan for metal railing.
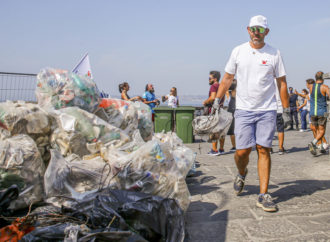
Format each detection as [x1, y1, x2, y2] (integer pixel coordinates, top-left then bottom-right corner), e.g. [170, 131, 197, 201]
[0, 72, 37, 102]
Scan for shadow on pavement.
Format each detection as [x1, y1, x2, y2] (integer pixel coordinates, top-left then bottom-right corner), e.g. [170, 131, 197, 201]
[287, 146, 309, 153]
[185, 203, 228, 242]
[186, 175, 219, 196]
[272, 179, 330, 203]
[239, 184, 279, 196]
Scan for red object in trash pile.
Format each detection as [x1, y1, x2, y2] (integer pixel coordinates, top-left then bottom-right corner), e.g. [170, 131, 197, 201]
[0, 217, 35, 242]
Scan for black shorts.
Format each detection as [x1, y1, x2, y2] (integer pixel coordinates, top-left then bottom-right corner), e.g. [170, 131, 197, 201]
[276, 113, 284, 133]
[311, 115, 327, 126]
[227, 117, 235, 135]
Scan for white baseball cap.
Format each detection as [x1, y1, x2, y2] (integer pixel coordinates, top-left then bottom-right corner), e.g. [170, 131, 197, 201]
[249, 15, 268, 28]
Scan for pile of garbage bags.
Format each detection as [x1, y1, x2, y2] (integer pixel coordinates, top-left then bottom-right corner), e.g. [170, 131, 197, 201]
[0, 68, 196, 241]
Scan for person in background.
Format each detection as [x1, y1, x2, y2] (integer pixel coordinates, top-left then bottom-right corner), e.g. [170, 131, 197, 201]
[119, 82, 141, 101]
[226, 79, 237, 152]
[297, 89, 309, 132]
[288, 87, 299, 130]
[275, 80, 287, 155]
[203, 70, 225, 156]
[162, 87, 179, 108]
[307, 71, 329, 155]
[142, 83, 160, 122]
[297, 79, 329, 150]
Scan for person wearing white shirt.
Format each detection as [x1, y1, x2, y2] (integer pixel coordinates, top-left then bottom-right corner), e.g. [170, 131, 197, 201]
[162, 87, 179, 108]
[212, 15, 290, 212]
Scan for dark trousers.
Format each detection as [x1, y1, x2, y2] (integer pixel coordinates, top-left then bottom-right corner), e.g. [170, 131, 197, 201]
[290, 107, 299, 128]
[300, 110, 308, 130]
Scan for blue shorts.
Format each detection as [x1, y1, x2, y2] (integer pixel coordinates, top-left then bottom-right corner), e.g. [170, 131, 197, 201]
[234, 110, 276, 149]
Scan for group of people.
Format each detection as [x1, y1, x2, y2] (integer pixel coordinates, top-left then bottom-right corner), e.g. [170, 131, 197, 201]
[117, 15, 328, 214]
[118, 82, 179, 120]
[204, 15, 328, 213]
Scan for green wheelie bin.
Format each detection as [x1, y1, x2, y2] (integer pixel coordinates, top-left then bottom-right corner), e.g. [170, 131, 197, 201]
[154, 107, 174, 133]
[175, 106, 195, 143]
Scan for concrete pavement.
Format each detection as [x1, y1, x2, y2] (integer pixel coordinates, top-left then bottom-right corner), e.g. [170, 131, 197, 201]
[184, 125, 330, 242]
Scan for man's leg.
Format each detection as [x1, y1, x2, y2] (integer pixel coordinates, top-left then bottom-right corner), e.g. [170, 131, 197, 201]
[230, 135, 236, 148]
[276, 113, 285, 153]
[310, 123, 316, 138]
[289, 108, 294, 129]
[255, 110, 278, 212]
[235, 148, 252, 176]
[309, 116, 322, 155]
[315, 125, 325, 141]
[232, 110, 256, 195]
[219, 137, 225, 153]
[293, 110, 299, 130]
[278, 132, 284, 150]
[212, 141, 218, 151]
[256, 145, 271, 194]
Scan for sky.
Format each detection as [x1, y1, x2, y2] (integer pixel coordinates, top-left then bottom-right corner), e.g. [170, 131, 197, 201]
[1, 0, 330, 97]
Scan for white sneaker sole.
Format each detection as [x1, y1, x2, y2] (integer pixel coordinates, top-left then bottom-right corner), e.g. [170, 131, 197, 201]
[256, 202, 278, 212]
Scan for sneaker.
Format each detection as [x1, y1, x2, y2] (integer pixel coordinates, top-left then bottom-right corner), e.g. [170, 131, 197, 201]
[233, 169, 248, 195]
[299, 129, 304, 132]
[207, 149, 220, 156]
[256, 194, 278, 212]
[230, 147, 236, 152]
[218, 149, 225, 155]
[278, 148, 286, 155]
[323, 143, 329, 150]
[308, 142, 317, 156]
[320, 145, 326, 154]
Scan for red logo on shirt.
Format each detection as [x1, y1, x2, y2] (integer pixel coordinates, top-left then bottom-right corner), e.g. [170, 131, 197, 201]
[262, 60, 267, 64]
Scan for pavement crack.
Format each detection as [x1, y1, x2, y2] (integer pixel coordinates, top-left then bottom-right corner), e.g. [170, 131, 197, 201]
[284, 217, 305, 234]
[248, 207, 263, 221]
[225, 166, 234, 177]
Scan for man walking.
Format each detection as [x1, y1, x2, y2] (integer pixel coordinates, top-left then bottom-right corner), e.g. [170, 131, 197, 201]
[308, 72, 329, 155]
[203, 71, 225, 155]
[288, 87, 299, 130]
[213, 15, 290, 212]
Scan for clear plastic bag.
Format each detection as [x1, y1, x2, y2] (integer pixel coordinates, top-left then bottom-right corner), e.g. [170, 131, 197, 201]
[50, 107, 130, 157]
[36, 68, 101, 113]
[132, 101, 153, 141]
[104, 140, 191, 211]
[99, 98, 139, 137]
[0, 101, 51, 136]
[192, 108, 233, 141]
[153, 132, 195, 178]
[0, 135, 45, 210]
[44, 149, 113, 200]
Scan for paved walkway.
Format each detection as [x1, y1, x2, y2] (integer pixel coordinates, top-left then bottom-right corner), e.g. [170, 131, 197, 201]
[184, 125, 330, 242]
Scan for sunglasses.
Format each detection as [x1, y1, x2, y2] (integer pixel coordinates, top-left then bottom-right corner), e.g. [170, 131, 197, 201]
[249, 26, 266, 34]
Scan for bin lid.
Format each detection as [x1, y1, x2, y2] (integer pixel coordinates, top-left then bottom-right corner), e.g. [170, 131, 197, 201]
[175, 106, 195, 111]
[154, 107, 174, 111]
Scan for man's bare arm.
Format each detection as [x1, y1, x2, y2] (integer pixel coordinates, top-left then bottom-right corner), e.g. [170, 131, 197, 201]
[276, 76, 289, 109]
[321, 84, 330, 97]
[203, 92, 217, 105]
[215, 73, 235, 99]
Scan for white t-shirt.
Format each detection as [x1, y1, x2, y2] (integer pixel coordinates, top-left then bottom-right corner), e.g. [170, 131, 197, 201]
[275, 80, 283, 114]
[306, 94, 311, 111]
[166, 94, 178, 108]
[225, 42, 286, 111]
